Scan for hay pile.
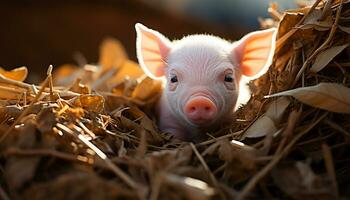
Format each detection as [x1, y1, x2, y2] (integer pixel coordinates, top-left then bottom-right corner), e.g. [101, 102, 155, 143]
[1, 0, 350, 199]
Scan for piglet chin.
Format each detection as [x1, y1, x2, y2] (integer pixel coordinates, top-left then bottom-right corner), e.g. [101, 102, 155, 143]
[183, 96, 218, 126]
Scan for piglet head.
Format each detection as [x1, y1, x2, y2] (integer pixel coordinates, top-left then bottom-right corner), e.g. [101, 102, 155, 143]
[135, 23, 276, 128]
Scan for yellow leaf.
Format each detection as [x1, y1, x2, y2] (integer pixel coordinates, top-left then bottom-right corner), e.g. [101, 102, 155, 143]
[132, 76, 162, 101]
[0, 66, 28, 82]
[99, 38, 127, 72]
[53, 64, 80, 86]
[69, 79, 91, 94]
[73, 94, 105, 113]
[266, 83, 350, 114]
[109, 60, 144, 84]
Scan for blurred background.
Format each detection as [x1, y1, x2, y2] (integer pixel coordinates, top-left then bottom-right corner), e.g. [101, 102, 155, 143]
[0, 0, 298, 83]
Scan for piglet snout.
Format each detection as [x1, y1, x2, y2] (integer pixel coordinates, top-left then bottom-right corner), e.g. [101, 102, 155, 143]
[184, 96, 217, 124]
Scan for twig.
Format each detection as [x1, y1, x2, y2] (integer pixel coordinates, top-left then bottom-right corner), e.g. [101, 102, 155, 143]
[190, 143, 225, 199]
[292, 0, 344, 87]
[268, 6, 282, 21]
[320, 0, 333, 21]
[324, 118, 350, 140]
[47, 65, 54, 101]
[275, 108, 302, 154]
[0, 73, 32, 90]
[190, 143, 219, 186]
[0, 67, 51, 143]
[196, 130, 243, 146]
[322, 143, 339, 199]
[149, 172, 164, 200]
[5, 147, 93, 165]
[91, 67, 117, 90]
[56, 123, 139, 190]
[236, 112, 328, 200]
[0, 186, 10, 200]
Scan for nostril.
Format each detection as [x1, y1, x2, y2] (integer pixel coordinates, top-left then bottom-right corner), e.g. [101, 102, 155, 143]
[204, 106, 210, 111]
[190, 106, 196, 112]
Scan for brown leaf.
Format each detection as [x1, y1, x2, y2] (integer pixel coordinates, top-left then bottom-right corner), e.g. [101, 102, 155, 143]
[115, 106, 162, 144]
[272, 162, 334, 199]
[300, 9, 333, 31]
[244, 97, 290, 138]
[73, 94, 105, 113]
[132, 76, 162, 101]
[266, 83, 350, 113]
[310, 44, 349, 73]
[23, 173, 138, 200]
[36, 107, 57, 134]
[5, 120, 40, 190]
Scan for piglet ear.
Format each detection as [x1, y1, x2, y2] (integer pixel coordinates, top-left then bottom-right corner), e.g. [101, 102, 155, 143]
[233, 28, 277, 79]
[135, 23, 172, 79]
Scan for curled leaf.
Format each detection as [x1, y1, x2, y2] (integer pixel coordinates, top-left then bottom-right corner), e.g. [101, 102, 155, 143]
[73, 94, 105, 113]
[0, 66, 28, 82]
[132, 76, 162, 101]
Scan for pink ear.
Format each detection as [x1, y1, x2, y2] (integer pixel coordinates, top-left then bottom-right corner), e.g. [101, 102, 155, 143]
[135, 23, 172, 79]
[233, 28, 277, 79]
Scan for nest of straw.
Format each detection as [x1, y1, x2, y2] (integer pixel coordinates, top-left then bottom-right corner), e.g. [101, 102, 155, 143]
[1, 0, 350, 199]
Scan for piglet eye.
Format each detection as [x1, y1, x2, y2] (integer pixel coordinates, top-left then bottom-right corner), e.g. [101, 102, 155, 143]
[224, 73, 233, 82]
[170, 75, 178, 83]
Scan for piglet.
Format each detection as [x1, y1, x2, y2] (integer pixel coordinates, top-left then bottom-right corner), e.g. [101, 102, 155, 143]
[135, 23, 277, 141]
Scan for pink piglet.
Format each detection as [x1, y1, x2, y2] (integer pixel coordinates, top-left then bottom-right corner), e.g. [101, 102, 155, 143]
[135, 23, 277, 141]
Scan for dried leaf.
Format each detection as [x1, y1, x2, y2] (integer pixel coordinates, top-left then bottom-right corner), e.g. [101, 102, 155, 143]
[272, 162, 334, 199]
[265, 97, 290, 122]
[5, 120, 40, 190]
[300, 9, 333, 31]
[23, 173, 138, 200]
[73, 94, 105, 113]
[266, 83, 350, 113]
[53, 64, 80, 86]
[36, 108, 57, 134]
[109, 60, 144, 84]
[244, 97, 290, 138]
[69, 79, 90, 94]
[0, 66, 28, 81]
[244, 116, 277, 138]
[310, 44, 349, 73]
[99, 38, 127, 72]
[132, 76, 162, 101]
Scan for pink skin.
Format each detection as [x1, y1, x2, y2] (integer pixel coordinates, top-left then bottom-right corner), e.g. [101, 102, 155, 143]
[135, 23, 277, 141]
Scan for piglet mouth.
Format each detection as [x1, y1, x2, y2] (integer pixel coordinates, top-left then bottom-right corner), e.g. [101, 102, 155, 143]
[183, 95, 218, 126]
